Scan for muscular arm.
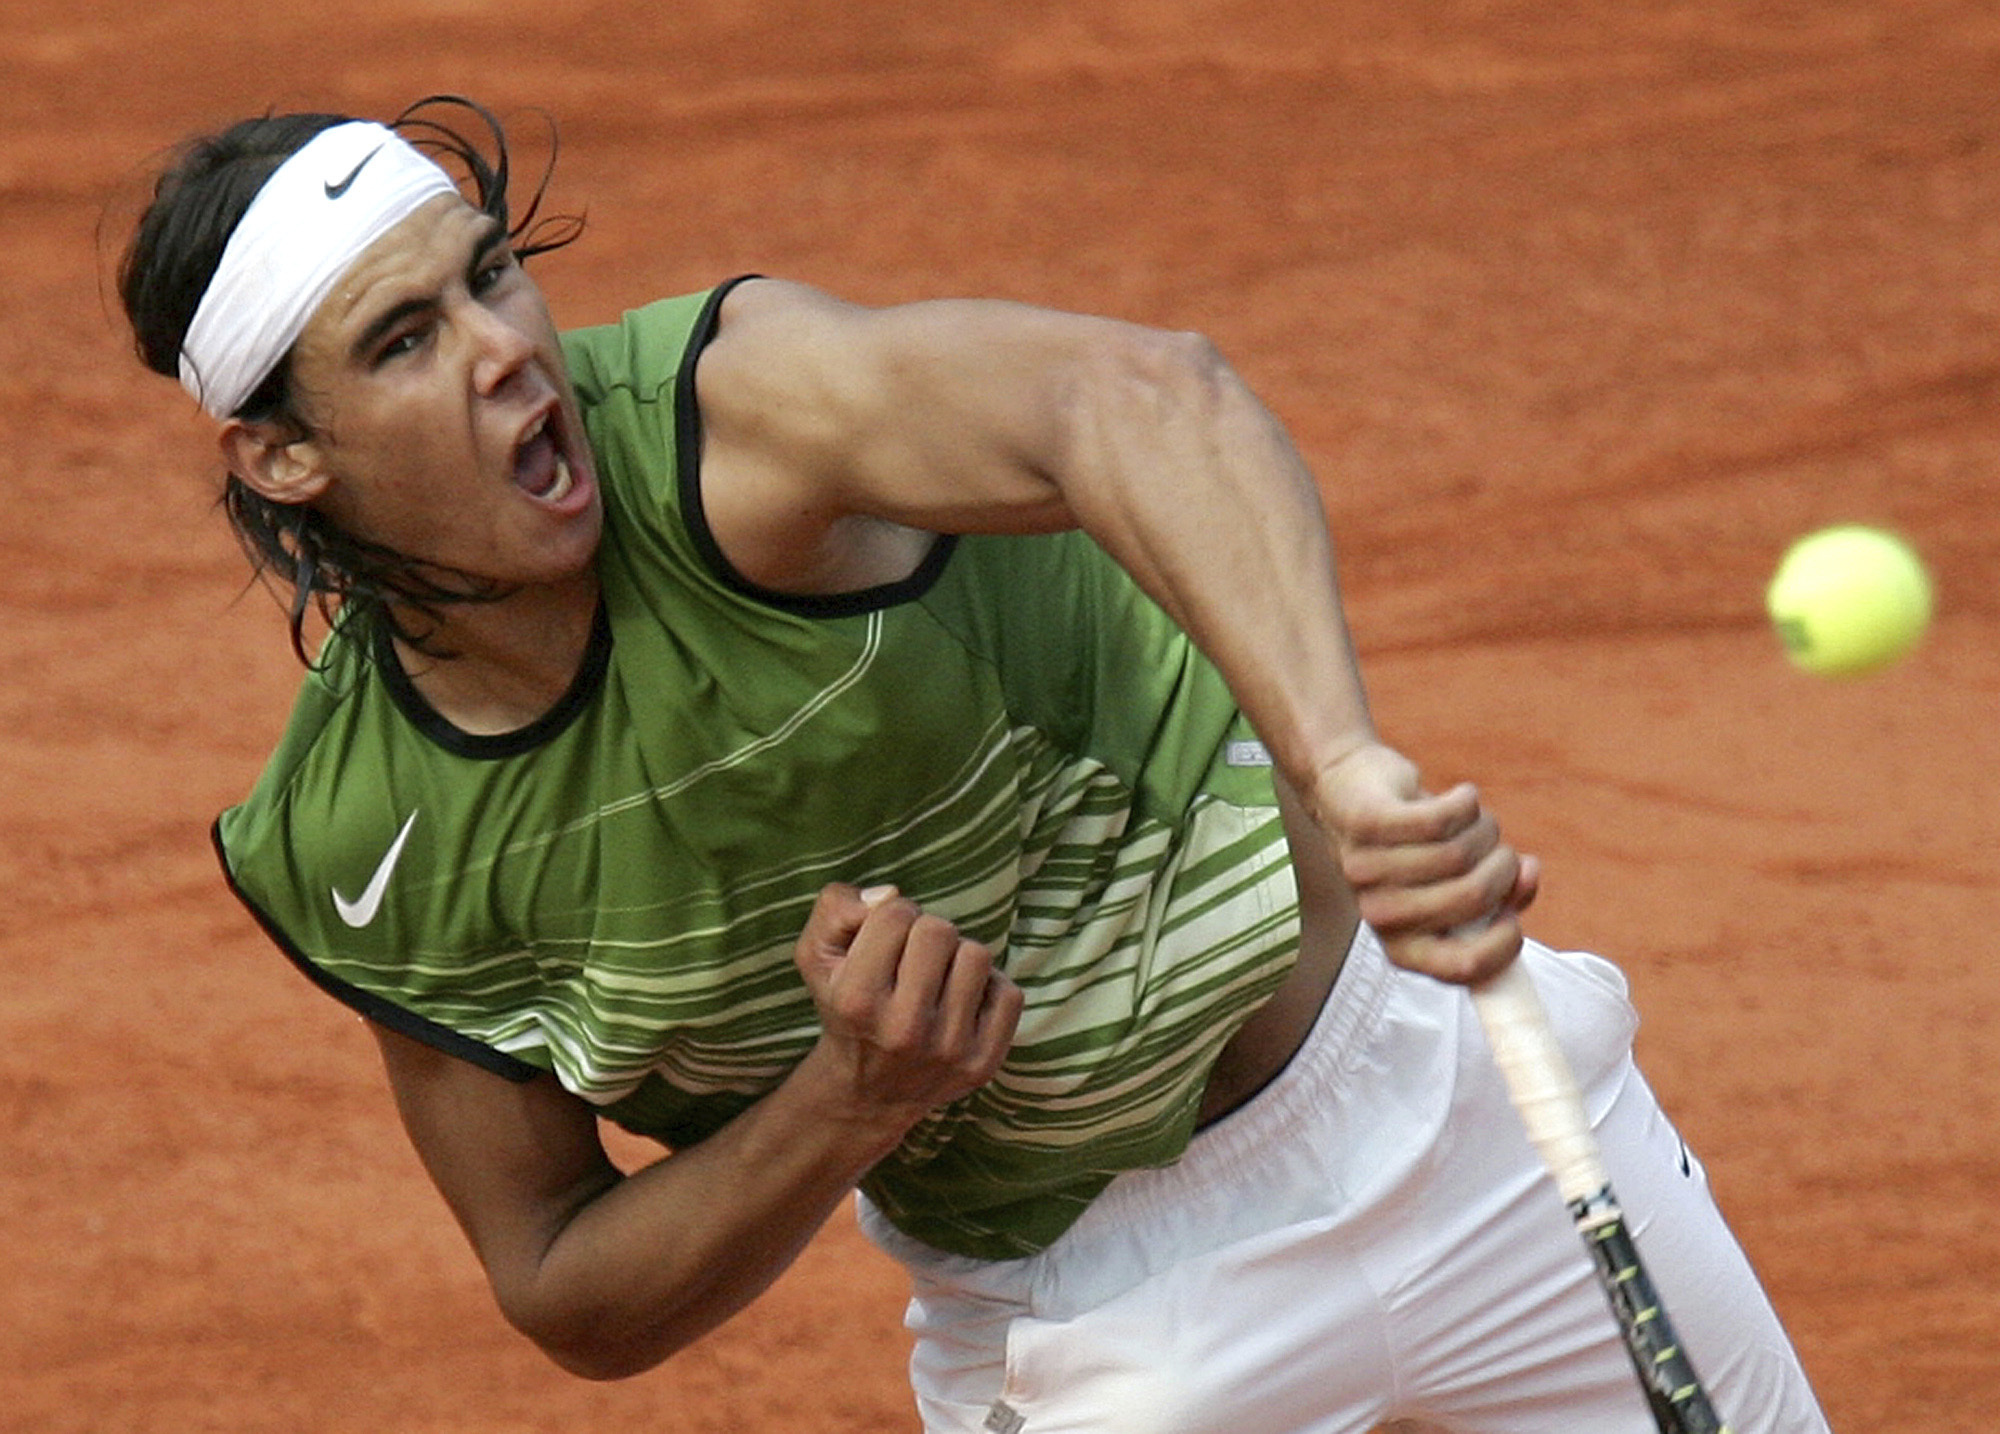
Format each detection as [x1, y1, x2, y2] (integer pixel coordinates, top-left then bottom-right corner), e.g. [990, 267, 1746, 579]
[374, 886, 1021, 1380]
[699, 284, 1362, 781]
[696, 280, 1535, 980]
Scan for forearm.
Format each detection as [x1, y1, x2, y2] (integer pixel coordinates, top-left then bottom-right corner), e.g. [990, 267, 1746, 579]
[382, 888, 1019, 1381]
[1053, 326, 1377, 815]
[496, 1045, 915, 1380]
[1048, 330, 1544, 980]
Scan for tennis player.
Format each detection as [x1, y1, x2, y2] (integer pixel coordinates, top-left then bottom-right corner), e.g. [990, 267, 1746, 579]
[121, 98, 1829, 1432]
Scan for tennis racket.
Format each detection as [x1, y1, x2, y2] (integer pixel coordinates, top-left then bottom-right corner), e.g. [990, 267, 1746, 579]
[1472, 958, 1733, 1434]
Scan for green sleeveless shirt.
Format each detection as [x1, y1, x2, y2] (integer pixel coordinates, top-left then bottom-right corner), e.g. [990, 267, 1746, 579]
[215, 282, 1300, 1259]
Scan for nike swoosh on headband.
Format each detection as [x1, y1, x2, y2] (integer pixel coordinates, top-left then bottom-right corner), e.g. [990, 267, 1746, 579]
[324, 143, 386, 200]
[332, 810, 419, 929]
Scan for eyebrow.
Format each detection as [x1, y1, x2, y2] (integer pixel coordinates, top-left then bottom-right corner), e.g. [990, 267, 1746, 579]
[347, 215, 512, 364]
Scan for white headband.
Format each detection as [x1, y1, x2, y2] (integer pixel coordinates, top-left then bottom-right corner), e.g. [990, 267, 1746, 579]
[178, 121, 460, 418]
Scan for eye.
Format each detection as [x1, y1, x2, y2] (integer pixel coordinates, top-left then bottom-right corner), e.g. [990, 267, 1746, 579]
[375, 322, 433, 365]
[473, 248, 518, 294]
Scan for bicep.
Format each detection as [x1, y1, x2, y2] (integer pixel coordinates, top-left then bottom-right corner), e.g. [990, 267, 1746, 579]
[695, 281, 1186, 586]
[368, 1022, 621, 1305]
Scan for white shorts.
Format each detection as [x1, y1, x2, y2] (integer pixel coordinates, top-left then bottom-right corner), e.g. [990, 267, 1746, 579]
[859, 927, 1829, 1434]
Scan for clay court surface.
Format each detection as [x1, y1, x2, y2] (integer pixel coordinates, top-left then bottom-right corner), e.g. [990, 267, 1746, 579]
[3, 0, 1996, 1427]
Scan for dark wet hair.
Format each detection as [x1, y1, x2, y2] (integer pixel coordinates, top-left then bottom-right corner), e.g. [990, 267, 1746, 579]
[119, 95, 583, 664]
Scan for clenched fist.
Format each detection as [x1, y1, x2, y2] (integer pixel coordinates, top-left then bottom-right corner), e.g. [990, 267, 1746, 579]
[793, 884, 1024, 1122]
[1313, 743, 1540, 984]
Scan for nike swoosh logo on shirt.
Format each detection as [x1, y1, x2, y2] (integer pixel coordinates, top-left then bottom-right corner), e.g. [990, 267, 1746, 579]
[332, 810, 419, 929]
[323, 144, 385, 200]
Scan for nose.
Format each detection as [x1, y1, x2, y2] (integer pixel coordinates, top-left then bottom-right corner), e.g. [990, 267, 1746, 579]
[463, 297, 537, 396]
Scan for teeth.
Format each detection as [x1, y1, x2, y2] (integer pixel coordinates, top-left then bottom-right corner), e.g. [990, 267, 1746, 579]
[544, 452, 573, 503]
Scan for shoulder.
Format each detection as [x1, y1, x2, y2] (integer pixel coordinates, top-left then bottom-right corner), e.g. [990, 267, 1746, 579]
[690, 278, 868, 438]
[216, 645, 395, 874]
[689, 279, 943, 596]
[689, 279, 1140, 596]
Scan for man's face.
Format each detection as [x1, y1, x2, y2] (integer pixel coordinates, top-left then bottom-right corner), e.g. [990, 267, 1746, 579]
[274, 193, 603, 595]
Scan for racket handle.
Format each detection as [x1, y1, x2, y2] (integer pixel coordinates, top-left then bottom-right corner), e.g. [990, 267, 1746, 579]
[1474, 956, 1733, 1432]
[1471, 957, 1608, 1206]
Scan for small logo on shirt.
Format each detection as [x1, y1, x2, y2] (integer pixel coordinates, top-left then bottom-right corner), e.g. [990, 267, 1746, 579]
[323, 145, 385, 200]
[1225, 739, 1272, 768]
[332, 810, 419, 929]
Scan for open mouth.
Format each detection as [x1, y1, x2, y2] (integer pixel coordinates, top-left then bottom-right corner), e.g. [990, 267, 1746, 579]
[513, 409, 577, 504]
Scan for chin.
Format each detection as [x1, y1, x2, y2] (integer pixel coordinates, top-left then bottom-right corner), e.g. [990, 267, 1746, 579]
[545, 504, 607, 582]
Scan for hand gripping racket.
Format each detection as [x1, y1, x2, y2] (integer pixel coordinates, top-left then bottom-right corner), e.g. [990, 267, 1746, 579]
[1472, 959, 1733, 1433]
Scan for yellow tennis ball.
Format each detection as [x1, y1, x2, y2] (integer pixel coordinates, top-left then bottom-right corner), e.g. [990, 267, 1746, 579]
[1766, 524, 1933, 677]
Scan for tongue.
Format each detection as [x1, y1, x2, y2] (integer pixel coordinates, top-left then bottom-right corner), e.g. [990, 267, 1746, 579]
[514, 429, 559, 496]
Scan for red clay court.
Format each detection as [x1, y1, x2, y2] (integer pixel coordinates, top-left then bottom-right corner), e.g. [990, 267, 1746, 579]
[2, 2, 1995, 1428]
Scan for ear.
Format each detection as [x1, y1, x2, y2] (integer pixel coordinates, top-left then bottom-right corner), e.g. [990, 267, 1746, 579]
[219, 419, 332, 505]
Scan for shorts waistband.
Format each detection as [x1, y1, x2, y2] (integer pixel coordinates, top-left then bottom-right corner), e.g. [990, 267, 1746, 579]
[859, 924, 1399, 1285]
[1051, 920, 1393, 1235]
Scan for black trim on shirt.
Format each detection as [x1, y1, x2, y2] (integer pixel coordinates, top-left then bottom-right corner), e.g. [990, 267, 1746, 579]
[674, 275, 961, 619]
[373, 598, 613, 760]
[211, 821, 544, 1083]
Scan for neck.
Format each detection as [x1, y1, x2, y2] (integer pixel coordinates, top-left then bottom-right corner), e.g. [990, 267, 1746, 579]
[389, 569, 602, 736]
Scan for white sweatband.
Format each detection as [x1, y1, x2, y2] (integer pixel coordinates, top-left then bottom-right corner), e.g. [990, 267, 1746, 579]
[178, 121, 460, 417]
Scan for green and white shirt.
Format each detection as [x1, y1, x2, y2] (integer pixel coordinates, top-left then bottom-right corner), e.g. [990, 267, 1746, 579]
[216, 281, 1301, 1259]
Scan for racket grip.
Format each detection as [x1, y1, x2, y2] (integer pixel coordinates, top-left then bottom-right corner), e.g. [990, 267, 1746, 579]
[1471, 958, 1608, 1206]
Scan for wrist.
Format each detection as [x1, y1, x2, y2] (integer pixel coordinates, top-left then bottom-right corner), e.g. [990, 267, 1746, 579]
[1304, 737, 1393, 830]
[781, 1042, 933, 1164]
